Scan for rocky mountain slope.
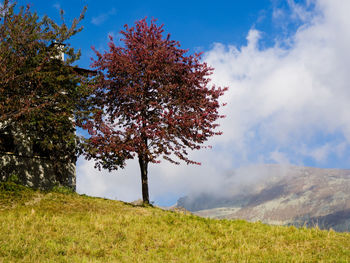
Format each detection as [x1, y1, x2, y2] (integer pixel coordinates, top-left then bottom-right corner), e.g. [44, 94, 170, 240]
[177, 165, 350, 231]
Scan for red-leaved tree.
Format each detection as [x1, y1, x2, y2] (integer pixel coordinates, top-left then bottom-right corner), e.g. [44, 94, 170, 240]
[80, 18, 227, 204]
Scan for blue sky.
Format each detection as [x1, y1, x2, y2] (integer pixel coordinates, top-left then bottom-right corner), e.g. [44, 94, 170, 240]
[17, 0, 350, 205]
[22, 0, 295, 66]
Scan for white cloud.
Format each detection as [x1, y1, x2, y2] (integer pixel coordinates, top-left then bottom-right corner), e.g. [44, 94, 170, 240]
[77, 158, 141, 201]
[298, 141, 349, 164]
[204, 0, 350, 156]
[270, 150, 291, 164]
[287, 0, 315, 22]
[91, 8, 116, 26]
[53, 3, 61, 11]
[309, 144, 331, 163]
[272, 8, 285, 20]
[77, 0, 350, 205]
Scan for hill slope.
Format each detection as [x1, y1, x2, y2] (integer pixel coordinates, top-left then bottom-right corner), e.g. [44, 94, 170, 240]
[177, 165, 350, 232]
[1, 182, 350, 262]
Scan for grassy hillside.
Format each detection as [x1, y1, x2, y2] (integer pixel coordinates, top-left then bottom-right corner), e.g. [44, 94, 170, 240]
[1, 182, 350, 262]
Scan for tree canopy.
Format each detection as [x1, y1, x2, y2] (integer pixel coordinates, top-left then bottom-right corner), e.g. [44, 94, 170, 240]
[0, 0, 88, 169]
[80, 18, 227, 203]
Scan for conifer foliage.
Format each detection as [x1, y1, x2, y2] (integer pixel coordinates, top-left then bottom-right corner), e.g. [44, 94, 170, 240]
[0, 0, 87, 169]
[81, 18, 227, 203]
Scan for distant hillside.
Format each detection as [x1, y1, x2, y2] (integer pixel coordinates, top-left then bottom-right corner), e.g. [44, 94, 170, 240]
[1, 181, 350, 262]
[177, 165, 350, 232]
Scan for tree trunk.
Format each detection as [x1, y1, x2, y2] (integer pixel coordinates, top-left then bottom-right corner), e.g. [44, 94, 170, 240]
[138, 154, 149, 204]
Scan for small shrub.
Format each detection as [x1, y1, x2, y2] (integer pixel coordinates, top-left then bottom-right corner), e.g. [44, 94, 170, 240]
[51, 185, 75, 195]
[0, 181, 34, 207]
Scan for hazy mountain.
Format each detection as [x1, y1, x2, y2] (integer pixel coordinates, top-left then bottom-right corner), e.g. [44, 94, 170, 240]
[177, 165, 350, 232]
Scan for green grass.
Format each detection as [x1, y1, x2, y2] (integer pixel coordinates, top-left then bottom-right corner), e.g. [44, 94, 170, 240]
[1, 182, 350, 262]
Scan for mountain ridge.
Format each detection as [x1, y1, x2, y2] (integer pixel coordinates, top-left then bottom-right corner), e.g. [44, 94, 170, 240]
[177, 164, 350, 231]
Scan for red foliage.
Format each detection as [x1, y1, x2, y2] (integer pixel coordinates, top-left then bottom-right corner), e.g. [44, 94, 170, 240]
[81, 18, 227, 202]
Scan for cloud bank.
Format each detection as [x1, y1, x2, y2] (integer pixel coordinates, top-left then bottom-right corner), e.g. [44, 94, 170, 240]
[205, 0, 350, 165]
[77, 0, 350, 205]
